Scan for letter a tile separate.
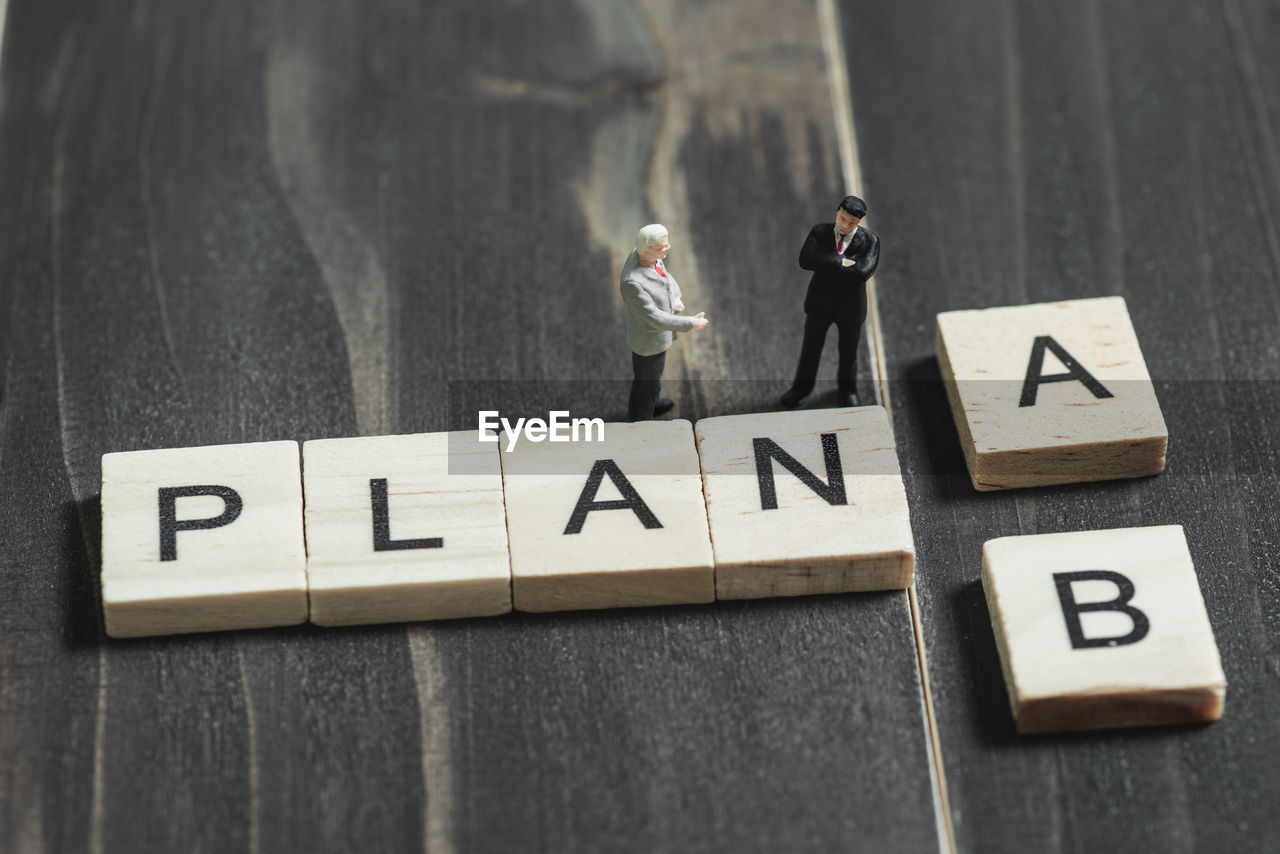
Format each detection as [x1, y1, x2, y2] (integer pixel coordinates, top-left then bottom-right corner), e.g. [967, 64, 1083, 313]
[100, 441, 308, 637]
[501, 419, 714, 612]
[302, 432, 511, 626]
[695, 407, 915, 600]
[982, 525, 1226, 734]
[936, 296, 1167, 490]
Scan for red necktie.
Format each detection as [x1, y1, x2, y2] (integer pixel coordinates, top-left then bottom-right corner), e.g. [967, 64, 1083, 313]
[656, 261, 666, 278]
[837, 235, 846, 253]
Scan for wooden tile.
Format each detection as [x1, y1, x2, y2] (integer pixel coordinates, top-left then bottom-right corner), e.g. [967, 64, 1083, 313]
[695, 407, 915, 600]
[936, 296, 1168, 490]
[302, 432, 511, 626]
[982, 525, 1226, 734]
[501, 419, 714, 612]
[100, 441, 307, 637]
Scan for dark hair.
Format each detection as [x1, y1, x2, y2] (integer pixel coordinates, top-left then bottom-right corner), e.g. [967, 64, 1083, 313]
[838, 195, 867, 218]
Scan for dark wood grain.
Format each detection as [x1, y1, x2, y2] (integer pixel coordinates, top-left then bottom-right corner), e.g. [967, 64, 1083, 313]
[850, 0, 1280, 851]
[0, 2, 939, 852]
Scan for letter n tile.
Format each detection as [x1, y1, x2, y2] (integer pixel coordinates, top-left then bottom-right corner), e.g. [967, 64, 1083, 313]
[695, 407, 914, 600]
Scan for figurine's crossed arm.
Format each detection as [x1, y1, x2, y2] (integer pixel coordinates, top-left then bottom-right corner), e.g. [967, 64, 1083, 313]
[798, 227, 880, 281]
[851, 231, 880, 280]
[798, 228, 844, 273]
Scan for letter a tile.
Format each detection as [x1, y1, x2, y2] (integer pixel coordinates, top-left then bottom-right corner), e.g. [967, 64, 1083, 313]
[100, 441, 308, 638]
[302, 433, 512, 626]
[501, 420, 714, 612]
[695, 407, 914, 600]
[936, 296, 1167, 490]
[982, 525, 1226, 734]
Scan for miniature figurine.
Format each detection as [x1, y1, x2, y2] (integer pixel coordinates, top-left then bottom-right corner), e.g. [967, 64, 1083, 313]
[780, 195, 879, 409]
[620, 224, 709, 421]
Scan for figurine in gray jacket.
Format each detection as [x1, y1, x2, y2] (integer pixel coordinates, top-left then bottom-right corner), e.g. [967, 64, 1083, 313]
[620, 224, 709, 421]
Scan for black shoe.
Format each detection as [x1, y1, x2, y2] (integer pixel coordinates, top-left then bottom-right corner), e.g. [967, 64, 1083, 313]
[653, 398, 675, 417]
[839, 390, 860, 408]
[780, 389, 805, 409]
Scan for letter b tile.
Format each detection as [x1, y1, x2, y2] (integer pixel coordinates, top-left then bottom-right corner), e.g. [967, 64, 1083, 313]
[982, 525, 1226, 734]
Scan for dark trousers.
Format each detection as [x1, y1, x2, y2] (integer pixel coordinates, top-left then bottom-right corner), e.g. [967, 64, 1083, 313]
[788, 312, 862, 398]
[628, 350, 666, 421]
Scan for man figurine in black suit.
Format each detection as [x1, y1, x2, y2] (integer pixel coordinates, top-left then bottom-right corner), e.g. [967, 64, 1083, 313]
[780, 195, 880, 409]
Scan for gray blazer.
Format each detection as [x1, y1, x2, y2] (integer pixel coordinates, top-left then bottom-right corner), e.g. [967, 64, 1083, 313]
[619, 250, 697, 356]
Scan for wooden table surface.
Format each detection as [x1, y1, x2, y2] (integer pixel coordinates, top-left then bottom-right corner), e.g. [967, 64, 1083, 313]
[3, 1, 1278, 852]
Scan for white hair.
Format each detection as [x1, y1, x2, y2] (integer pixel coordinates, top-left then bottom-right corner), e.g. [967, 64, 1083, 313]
[635, 224, 669, 253]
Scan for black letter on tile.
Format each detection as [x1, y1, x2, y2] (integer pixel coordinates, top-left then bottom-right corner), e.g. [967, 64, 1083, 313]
[1053, 570, 1150, 649]
[158, 485, 243, 561]
[564, 459, 662, 534]
[1019, 335, 1114, 407]
[371, 478, 444, 551]
[752, 434, 847, 511]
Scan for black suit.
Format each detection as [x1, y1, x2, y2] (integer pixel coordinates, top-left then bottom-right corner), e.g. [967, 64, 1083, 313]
[787, 223, 880, 399]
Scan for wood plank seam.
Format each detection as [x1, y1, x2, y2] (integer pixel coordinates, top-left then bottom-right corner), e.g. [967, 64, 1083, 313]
[816, 1, 956, 851]
[1221, 0, 1280, 280]
[0, 0, 9, 81]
